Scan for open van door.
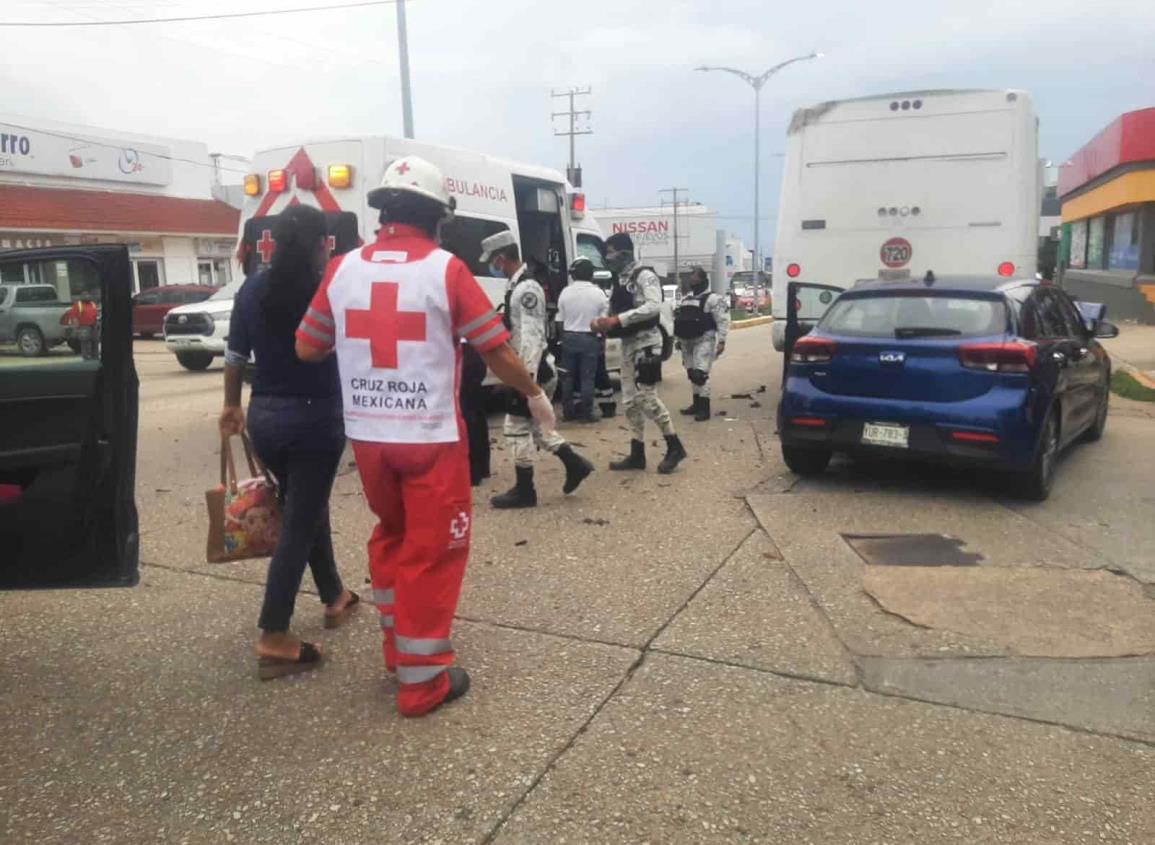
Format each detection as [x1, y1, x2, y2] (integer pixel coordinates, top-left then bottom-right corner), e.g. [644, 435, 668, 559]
[782, 281, 843, 385]
[0, 245, 139, 589]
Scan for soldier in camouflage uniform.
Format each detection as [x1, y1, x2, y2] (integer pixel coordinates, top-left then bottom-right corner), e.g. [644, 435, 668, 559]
[674, 266, 730, 422]
[480, 230, 594, 508]
[593, 231, 687, 474]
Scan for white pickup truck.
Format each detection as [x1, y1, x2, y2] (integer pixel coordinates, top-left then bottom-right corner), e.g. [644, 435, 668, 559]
[0, 284, 75, 356]
[162, 282, 239, 370]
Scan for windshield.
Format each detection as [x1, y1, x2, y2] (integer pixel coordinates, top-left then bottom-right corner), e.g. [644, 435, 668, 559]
[208, 281, 243, 302]
[820, 294, 1007, 339]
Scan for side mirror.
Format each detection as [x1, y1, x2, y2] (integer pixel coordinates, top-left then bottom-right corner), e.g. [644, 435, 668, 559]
[1075, 300, 1107, 334]
[1094, 319, 1119, 340]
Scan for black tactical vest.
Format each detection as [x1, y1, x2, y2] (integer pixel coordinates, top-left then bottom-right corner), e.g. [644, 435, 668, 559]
[607, 266, 661, 339]
[673, 291, 718, 340]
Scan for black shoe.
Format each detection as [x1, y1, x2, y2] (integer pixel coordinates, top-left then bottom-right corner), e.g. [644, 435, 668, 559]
[694, 397, 711, 422]
[609, 439, 646, 471]
[490, 466, 537, 508]
[680, 397, 699, 416]
[657, 434, 687, 474]
[556, 444, 594, 494]
[443, 667, 471, 705]
[599, 402, 617, 419]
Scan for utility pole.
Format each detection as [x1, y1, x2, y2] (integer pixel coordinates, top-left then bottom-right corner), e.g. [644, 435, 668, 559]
[659, 187, 689, 289]
[396, 0, 414, 138]
[551, 87, 592, 186]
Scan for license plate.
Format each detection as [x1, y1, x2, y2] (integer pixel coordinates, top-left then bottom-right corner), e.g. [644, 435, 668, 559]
[862, 422, 909, 448]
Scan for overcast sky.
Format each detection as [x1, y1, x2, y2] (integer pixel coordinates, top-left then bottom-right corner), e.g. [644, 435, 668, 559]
[2, 0, 1154, 249]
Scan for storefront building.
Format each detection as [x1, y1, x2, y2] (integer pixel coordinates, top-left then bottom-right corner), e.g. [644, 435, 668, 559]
[1058, 108, 1155, 323]
[0, 117, 241, 294]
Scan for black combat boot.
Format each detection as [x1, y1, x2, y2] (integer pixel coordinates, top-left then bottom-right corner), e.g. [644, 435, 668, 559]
[490, 466, 537, 509]
[680, 395, 700, 416]
[556, 445, 595, 494]
[657, 434, 688, 474]
[609, 439, 646, 471]
[694, 397, 712, 422]
[599, 401, 617, 419]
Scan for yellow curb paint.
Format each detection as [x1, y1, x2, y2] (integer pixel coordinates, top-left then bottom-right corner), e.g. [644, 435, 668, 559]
[732, 316, 774, 330]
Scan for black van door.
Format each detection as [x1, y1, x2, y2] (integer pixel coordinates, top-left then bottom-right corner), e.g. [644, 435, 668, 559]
[0, 245, 139, 589]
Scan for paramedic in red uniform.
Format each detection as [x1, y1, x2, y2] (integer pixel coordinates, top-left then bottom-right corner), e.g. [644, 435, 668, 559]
[295, 155, 556, 717]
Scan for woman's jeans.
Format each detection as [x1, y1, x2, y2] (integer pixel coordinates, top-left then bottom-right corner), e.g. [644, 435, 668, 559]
[246, 394, 346, 633]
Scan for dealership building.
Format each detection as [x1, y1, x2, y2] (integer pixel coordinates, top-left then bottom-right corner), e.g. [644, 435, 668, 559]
[1058, 108, 1155, 323]
[0, 116, 243, 294]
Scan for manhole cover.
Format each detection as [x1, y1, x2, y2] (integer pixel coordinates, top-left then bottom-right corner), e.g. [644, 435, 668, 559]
[843, 534, 983, 567]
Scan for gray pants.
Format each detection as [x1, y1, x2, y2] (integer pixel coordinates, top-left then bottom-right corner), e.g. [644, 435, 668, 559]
[681, 333, 718, 398]
[622, 346, 674, 441]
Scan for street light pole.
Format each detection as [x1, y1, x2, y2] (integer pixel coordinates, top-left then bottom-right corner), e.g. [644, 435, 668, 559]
[696, 52, 822, 312]
[396, 0, 414, 138]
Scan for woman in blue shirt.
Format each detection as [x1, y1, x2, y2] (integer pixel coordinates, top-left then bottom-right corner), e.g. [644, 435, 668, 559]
[219, 205, 357, 680]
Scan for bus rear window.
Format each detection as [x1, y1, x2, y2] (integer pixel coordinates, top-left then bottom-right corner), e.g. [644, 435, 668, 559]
[820, 295, 1007, 339]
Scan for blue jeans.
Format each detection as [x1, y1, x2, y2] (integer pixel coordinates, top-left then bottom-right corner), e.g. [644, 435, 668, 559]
[561, 331, 600, 418]
[246, 394, 346, 633]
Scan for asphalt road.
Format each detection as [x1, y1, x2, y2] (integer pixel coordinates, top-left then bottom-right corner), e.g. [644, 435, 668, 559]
[2, 325, 1153, 845]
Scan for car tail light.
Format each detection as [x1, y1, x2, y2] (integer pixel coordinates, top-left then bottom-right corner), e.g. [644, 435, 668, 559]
[791, 336, 837, 364]
[958, 341, 1037, 373]
[327, 164, 353, 188]
[997, 261, 1015, 277]
[243, 174, 261, 196]
[267, 169, 288, 192]
[791, 417, 828, 427]
[786, 263, 801, 278]
[951, 430, 1000, 444]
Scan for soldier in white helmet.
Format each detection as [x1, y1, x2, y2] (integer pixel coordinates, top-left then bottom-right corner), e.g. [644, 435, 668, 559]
[481, 230, 594, 509]
[295, 155, 556, 717]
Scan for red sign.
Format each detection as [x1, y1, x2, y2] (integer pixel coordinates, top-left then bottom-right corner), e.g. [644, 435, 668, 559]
[880, 237, 912, 268]
[346, 282, 427, 369]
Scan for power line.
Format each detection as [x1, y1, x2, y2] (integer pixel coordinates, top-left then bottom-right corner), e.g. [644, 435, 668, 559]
[551, 87, 591, 187]
[0, 0, 407, 27]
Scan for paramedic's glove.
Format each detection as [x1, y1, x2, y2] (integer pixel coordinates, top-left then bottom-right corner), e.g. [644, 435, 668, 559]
[527, 389, 557, 433]
[716, 341, 726, 358]
[219, 405, 245, 438]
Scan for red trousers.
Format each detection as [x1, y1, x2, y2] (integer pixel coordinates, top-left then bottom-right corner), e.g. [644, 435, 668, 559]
[352, 439, 472, 716]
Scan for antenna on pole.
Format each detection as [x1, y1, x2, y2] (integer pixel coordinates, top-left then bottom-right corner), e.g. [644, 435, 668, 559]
[551, 87, 592, 187]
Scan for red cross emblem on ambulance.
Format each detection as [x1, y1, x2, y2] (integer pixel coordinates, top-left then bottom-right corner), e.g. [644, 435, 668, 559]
[345, 282, 427, 369]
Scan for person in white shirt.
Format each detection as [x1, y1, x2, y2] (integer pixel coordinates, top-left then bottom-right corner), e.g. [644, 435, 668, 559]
[557, 257, 609, 422]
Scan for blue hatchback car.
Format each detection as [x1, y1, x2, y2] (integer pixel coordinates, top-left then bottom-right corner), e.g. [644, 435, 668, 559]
[778, 276, 1120, 500]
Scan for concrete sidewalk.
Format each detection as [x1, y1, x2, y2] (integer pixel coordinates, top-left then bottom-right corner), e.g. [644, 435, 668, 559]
[1102, 322, 1155, 386]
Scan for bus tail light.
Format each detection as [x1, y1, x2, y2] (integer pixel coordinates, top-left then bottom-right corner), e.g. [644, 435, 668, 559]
[997, 261, 1016, 277]
[327, 164, 353, 189]
[958, 341, 1037, 373]
[790, 336, 837, 364]
[786, 263, 801, 278]
[243, 174, 261, 196]
[267, 169, 288, 193]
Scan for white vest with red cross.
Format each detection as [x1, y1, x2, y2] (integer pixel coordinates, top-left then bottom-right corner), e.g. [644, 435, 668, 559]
[326, 246, 460, 444]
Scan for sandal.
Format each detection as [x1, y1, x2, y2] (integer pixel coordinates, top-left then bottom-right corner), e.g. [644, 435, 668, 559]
[256, 641, 322, 681]
[323, 591, 361, 630]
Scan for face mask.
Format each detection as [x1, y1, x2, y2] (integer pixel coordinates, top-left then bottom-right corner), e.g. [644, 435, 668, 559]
[489, 261, 504, 278]
[606, 251, 632, 273]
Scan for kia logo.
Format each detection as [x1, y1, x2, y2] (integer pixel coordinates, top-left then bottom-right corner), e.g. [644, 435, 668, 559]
[879, 351, 905, 364]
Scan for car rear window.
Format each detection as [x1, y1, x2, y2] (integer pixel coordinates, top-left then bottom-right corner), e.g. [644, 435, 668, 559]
[820, 295, 1007, 339]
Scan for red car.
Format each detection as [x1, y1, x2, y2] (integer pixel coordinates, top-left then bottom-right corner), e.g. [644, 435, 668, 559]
[132, 285, 215, 338]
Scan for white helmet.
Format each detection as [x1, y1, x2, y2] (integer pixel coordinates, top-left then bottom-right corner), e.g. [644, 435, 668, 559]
[367, 155, 455, 211]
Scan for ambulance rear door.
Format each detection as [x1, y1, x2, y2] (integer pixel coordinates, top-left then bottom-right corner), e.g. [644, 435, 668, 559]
[0, 245, 139, 589]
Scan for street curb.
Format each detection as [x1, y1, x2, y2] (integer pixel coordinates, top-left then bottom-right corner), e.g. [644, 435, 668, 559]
[732, 316, 774, 330]
[1118, 361, 1155, 390]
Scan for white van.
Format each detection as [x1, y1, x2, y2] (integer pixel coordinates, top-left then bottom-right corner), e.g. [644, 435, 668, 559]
[164, 135, 610, 372]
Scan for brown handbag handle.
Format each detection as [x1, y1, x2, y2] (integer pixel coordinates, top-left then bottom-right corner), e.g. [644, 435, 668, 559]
[219, 433, 261, 494]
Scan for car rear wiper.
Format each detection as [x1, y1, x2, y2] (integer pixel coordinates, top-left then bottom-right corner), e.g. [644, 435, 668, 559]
[893, 326, 962, 338]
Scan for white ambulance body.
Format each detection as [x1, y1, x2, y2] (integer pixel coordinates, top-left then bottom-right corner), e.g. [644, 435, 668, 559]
[771, 89, 1040, 350]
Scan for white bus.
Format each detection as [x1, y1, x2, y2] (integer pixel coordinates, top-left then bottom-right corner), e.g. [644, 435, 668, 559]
[771, 89, 1040, 350]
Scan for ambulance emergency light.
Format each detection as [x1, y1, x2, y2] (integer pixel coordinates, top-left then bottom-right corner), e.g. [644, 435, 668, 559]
[570, 192, 586, 220]
[327, 164, 353, 189]
[267, 169, 288, 193]
[243, 174, 261, 196]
